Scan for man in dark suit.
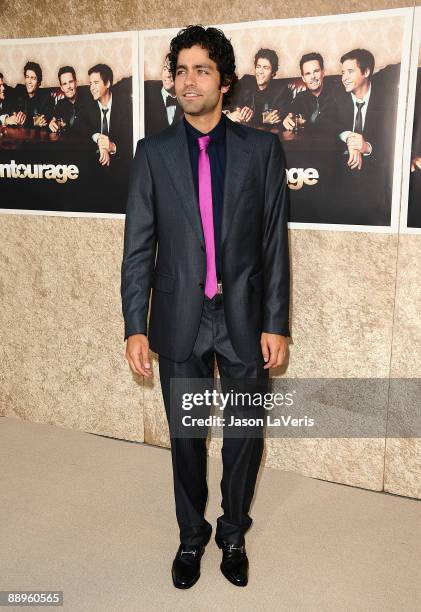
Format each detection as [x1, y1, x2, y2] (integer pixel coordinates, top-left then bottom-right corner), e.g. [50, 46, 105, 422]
[227, 48, 291, 127]
[48, 66, 88, 134]
[283, 52, 337, 133]
[144, 53, 183, 136]
[82, 63, 132, 167]
[0, 72, 25, 126]
[408, 67, 421, 228]
[334, 48, 394, 225]
[15, 61, 53, 128]
[121, 26, 290, 589]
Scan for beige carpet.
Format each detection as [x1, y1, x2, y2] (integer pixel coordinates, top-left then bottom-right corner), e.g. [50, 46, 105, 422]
[1, 416, 420, 612]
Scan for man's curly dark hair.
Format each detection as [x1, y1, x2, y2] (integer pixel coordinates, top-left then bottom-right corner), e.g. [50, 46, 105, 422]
[168, 25, 238, 105]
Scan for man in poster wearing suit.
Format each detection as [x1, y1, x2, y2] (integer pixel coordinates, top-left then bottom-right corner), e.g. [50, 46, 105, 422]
[0, 72, 25, 126]
[121, 26, 290, 589]
[334, 48, 393, 225]
[408, 67, 421, 228]
[83, 63, 131, 167]
[144, 53, 183, 136]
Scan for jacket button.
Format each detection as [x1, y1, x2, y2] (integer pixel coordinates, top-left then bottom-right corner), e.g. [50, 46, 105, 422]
[200, 245, 205, 252]
[199, 282, 204, 289]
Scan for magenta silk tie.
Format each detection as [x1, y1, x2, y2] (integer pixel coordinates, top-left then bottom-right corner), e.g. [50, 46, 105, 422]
[197, 135, 218, 299]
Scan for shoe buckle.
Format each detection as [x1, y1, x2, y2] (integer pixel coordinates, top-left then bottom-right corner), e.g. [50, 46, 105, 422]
[227, 544, 245, 553]
[181, 549, 197, 556]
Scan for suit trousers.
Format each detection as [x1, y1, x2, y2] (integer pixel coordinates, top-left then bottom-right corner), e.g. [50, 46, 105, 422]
[159, 293, 268, 547]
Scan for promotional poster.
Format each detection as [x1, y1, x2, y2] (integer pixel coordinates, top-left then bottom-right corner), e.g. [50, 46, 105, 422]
[142, 9, 412, 231]
[0, 32, 139, 216]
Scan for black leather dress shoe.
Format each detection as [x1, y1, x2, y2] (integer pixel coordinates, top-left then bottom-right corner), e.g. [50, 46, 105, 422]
[216, 537, 249, 587]
[172, 544, 205, 589]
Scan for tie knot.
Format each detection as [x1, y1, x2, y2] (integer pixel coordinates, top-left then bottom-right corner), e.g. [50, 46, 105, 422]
[102, 108, 108, 115]
[356, 102, 365, 109]
[198, 135, 211, 151]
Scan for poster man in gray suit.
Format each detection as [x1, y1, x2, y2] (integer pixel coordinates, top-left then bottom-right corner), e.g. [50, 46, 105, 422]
[121, 25, 290, 589]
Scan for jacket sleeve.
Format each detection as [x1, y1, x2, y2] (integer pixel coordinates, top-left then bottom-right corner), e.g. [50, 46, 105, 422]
[120, 139, 157, 341]
[262, 134, 290, 337]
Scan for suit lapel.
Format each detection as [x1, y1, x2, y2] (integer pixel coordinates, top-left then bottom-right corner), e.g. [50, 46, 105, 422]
[158, 117, 253, 247]
[221, 119, 253, 247]
[159, 120, 204, 244]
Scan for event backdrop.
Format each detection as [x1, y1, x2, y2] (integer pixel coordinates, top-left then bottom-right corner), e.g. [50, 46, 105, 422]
[0, 32, 139, 216]
[0, 7, 417, 230]
[142, 8, 412, 231]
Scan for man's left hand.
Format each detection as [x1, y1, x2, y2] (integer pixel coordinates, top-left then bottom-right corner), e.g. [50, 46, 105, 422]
[266, 110, 281, 124]
[261, 333, 289, 369]
[346, 132, 370, 154]
[97, 134, 116, 153]
[34, 114, 47, 127]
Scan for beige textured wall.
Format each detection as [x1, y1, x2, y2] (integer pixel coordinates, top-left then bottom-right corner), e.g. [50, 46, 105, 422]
[0, 0, 419, 498]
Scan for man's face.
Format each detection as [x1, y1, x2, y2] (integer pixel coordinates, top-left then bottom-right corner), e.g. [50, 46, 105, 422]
[255, 57, 274, 89]
[0, 78, 5, 101]
[301, 60, 324, 93]
[341, 59, 369, 94]
[174, 45, 229, 117]
[25, 70, 39, 96]
[162, 59, 174, 91]
[59, 72, 77, 100]
[89, 72, 109, 101]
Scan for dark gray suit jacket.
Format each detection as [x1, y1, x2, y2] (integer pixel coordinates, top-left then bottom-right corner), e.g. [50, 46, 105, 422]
[121, 117, 290, 362]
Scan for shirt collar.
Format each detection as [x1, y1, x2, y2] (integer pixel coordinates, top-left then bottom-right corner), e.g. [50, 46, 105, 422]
[351, 84, 371, 107]
[184, 113, 226, 145]
[98, 93, 112, 112]
[161, 87, 176, 102]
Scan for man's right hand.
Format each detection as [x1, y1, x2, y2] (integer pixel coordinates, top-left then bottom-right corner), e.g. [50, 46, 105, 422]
[126, 333, 152, 377]
[8, 111, 26, 126]
[228, 106, 254, 123]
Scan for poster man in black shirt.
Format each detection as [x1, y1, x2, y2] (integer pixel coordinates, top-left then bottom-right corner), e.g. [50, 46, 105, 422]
[15, 61, 53, 128]
[228, 48, 291, 127]
[283, 52, 336, 132]
[49, 66, 87, 133]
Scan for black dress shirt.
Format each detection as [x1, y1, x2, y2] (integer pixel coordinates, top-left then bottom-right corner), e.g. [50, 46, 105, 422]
[52, 94, 86, 132]
[289, 83, 336, 132]
[15, 88, 54, 128]
[231, 76, 292, 126]
[184, 114, 226, 280]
